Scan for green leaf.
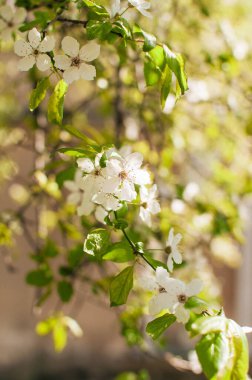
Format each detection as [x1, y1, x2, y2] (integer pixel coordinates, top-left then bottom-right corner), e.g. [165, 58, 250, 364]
[80, 0, 110, 20]
[57, 281, 74, 303]
[26, 268, 53, 287]
[86, 20, 112, 40]
[142, 254, 167, 270]
[63, 124, 99, 146]
[161, 65, 172, 109]
[68, 244, 84, 267]
[146, 314, 176, 340]
[103, 242, 135, 263]
[185, 296, 209, 310]
[48, 80, 68, 125]
[58, 147, 94, 157]
[29, 77, 50, 111]
[110, 266, 134, 307]
[144, 60, 160, 86]
[56, 166, 76, 188]
[112, 19, 133, 40]
[196, 332, 230, 379]
[163, 44, 188, 97]
[228, 320, 249, 379]
[133, 25, 156, 52]
[84, 228, 110, 257]
[43, 239, 58, 258]
[191, 316, 227, 336]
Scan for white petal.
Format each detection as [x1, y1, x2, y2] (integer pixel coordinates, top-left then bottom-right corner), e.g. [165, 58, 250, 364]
[77, 198, 95, 216]
[173, 232, 183, 245]
[67, 192, 81, 205]
[79, 63, 96, 81]
[64, 180, 78, 192]
[138, 274, 157, 291]
[149, 293, 173, 315]
[62, 36, 79, 57]
[110, 0, 121, 17]
[28, 28, 41, 49]
[95, 206, 108, 224]
[13, 7, 27, 24]
[156, 267, 170, 289]
[106, 159, 123, 176]
[38, 35, 55, 53]
[79, 41, 100, 62]
[54, 54, 71, 70]
[0, 6, 13, 22]
[36, 53, 51, 71]
[139, 207, 151, 227]
[119, 180, 136, 201]
[149, 199, 161, 214]
[63, 66, 80, 84]
[140, 186, 148, 203]
[175, 304, 190, 324]
[14, 39, 33, 57]
[18, 55, 35, 71]
[125, 152, 143, 170]
[185, 279, 203, 297]
[133, 169, 151, 185]
[102, 176, 121, 193]
[167, 255, 174, 273]
[93, 193, 120, 211]
[165, 278, 186, 298]
[119, 145, 132, 157]
[242, 326, 252, 334]
[77, 158, 94, 173]
[167, 228, 174, 246]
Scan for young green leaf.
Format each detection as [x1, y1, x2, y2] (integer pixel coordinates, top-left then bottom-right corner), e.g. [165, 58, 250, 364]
[26, 268, 53, 287]
[29, 77, 50, 111]
[163, 44, 188, 97]
[48, 80, 68, 125]
[161, 65, 172, 109]
[146, 314, 176, 340]
[84, 228, 110, 257]
[133, 25, 157, 52]
[57, 281, 74, 303]
[86, 20, 112, 40]
[103, 242, 135, 263]
[196, 332, 230, 379]
[110, 266, 134, 307]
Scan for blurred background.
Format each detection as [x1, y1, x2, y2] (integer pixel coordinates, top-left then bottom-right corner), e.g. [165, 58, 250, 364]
[1, 0, 252, 379]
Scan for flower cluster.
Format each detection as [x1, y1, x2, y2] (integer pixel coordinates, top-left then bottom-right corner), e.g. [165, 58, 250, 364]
[140, 266, 202, 324]
[64, 146, 160, 226]
[0, 5, 26, 41]
[13, 28, 100, 84]
[109, 0, 152, 18]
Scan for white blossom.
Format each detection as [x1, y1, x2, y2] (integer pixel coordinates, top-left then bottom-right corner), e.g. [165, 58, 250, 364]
[92, 192, 121, 211]
[0, 5, 26, 41]
[103, 152, 151, 202]
[128, 0, 152, 18]
[139, 185, 160, 227]
[109, 0, 121, 17]
[166, 228, 183, 272]
[14, 28, 55, 71]
[64, 170, 84, 205]
[146, 267, 202, 324]
[77, 154, 105, 195]
[54, 37, 100, 84]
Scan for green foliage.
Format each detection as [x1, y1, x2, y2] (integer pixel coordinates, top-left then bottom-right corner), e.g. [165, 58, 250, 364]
[29, 77, 50, 112]
[57, 280, 74, 302]
[109, 266, 134, 307]
[48, 80, 68, 125]
[146, 314, 176, 340]
[103, 242, 135, 263]
[83, 228, 110, 257]
[26, 267, 53, 287]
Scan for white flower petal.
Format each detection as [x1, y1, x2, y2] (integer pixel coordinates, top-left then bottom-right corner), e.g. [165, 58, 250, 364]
[167, 254, 174, 273]
[156, 267, 170, 289]
[77, 158, 94, 173]
[18, 55, 36, 71]
[125, 152, 143, 170]
[139, 207, 151, 227]
[242, 326, 252, 334]
[110, 0, 121, 17]
[95, 206, 108, 224]
[38, 35, 55, 53]
[62, 36, 79, 57]
[79, 63, 96, 81]
[167, 228, 174, 247]
[185, 279, 203, 297]
[64, 180, 79, 192]
[140, 186, 148, 203]
[67, 192, 81, 205]
[149, 199, 161, 214]
[36, 53, 51, 71]
[13, 7, 27, 24]
[133, 169, 151, 185]
[149, 293, 172, 315]
[54, 54, 71, 70]
[175, 304, 190, 324]
[63, 66, 80, 84]
[102, 176, 121, 193]
[138, 273, 158, 291]
[172, 250, 182, 265]
[14, 39, 33, 57]
[28, 28, 41, 49]
[77, 197, 95, 216]
[165, 278, 186, 297]
[79, 41, 100, 62]
[0, 5, 13, 22]
[93, 193, 120, 211]
[119, 180, 136, 201]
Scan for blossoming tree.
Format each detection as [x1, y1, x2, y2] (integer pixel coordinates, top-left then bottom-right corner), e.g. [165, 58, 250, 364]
[1, 0, 252, 379]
